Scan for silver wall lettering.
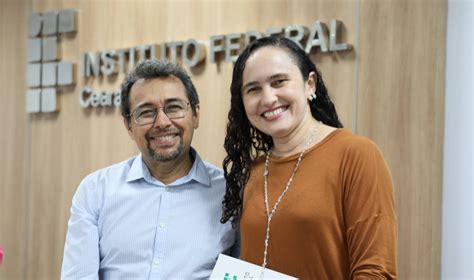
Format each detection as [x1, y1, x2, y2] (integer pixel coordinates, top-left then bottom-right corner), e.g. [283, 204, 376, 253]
[99, 91, 113, 106]
[160, 43, 167, 60]
[266, 27, 283, 37]
[244, 31, 262, 46]
[89, 90, 101, 107]
[114, 91, 121, 106]
[182, 39, 205, 67]
[329, 19, 352, 51]
[79, 87, 92, 108]
[148, 44, 157, 60]
[225, 34, 241, 62]
[82, 52, 101, 77]
[116, 48, 128, 73]
[166, 41, 184, 64]
[81, 46, 158, 77]
[130, 45, 156, 66]
[136, 45, 149, 62]
[100, 49, 117, 75]
[74, 18, 354, 109]
[79, 19, 352, 76]
[80, 87, 121, 108]
[285, 25, 307, 49]
[305, 21, 328, 53]
[128, 47, 136, 72]
[209, 35, 225, 63]
[134, 44, 157, 62]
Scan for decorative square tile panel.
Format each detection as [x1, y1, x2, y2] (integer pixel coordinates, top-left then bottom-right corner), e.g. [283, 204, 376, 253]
[27, 12, 42, 37]
[42, 36, 58, 61]
[41, 88, 57, 112]
[25, 9, 76, 113]
[42, 11, 58, 35]
[58, 62, 74, 86]
[42, 62, 57, 87]
[58, 9, 77, 33]
[27, 38, 42, 62]
[26, 89, 41, 113]
[27, 63, 42, 88]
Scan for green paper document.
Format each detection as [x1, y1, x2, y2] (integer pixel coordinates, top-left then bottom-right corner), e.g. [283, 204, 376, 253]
[210, 254, 298, 280]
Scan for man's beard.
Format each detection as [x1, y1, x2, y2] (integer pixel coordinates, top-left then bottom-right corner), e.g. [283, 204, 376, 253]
[146, 129, 185, 162]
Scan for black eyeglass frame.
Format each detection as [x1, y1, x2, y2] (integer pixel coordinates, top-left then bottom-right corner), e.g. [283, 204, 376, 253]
[126, 99, 191, 126]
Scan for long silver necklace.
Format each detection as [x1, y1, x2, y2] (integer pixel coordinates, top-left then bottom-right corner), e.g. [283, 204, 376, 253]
[260, 128, 318, 277]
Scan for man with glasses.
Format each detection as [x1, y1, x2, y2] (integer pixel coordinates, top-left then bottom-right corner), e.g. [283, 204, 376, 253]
[61, 59, 238, 279]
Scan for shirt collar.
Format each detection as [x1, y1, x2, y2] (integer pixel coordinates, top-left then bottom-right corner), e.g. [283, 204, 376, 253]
[126, 148, 211, 187]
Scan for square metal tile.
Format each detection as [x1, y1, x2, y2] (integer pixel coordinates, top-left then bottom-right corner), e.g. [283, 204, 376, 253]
[27, 12, 42, 37]
[27, 38, 42, 62]
[26, 89, 41, 113]
[27, 63, 42, 88]
[41, 88, 57, 112]
[42, 62, 57, 86]
[42, 36, 58, 61]
[42, 11, 58, 35]
[58, 9, 77, 33]
[58, 62, 74, 86]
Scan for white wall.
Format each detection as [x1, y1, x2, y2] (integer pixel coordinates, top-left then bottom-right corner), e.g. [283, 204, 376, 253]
[442, 0, 474, 279]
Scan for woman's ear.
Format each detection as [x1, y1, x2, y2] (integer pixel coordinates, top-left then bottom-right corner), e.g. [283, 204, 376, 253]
[306, 71, 317, 98]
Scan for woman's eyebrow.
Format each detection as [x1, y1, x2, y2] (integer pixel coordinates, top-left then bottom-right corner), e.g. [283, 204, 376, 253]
[242, 73, 290, 91]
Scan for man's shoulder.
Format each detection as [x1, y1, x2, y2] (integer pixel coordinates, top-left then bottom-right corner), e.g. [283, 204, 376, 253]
[193, 152, 224, 184]
[70, 155, 139, 204]
[82, 155, 138, 183]
[202, 160, 223, 175]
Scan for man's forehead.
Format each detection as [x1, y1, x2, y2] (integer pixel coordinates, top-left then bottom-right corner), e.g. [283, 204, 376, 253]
[129, 76, 187, 104]
[132, 75, 183, 89]
[135, 98, 184, 108]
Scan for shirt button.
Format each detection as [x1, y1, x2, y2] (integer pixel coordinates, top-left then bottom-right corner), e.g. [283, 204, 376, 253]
[159, 223, 166, 228]
[153, 259, 161, 265]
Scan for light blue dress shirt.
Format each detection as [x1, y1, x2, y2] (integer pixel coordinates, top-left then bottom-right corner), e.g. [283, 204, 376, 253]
[61, 149, 238, 280]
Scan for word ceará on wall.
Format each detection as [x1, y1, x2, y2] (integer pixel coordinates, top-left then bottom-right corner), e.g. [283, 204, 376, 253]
[79, 19, 351, 108]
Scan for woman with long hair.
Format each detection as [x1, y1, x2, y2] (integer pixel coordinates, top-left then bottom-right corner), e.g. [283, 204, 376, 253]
[221, 36, 397, 279]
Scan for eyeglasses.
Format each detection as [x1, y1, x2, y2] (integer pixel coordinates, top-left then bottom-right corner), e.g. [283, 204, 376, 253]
[128, 99, 190, 126]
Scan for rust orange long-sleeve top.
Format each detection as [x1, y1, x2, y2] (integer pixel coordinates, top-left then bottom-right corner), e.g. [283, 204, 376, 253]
[240, 129, 397, 279]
